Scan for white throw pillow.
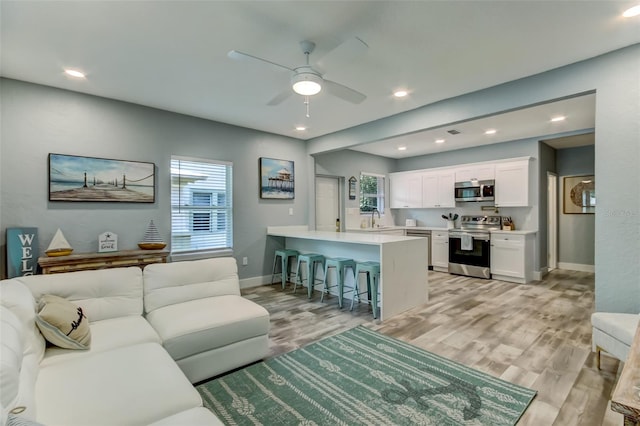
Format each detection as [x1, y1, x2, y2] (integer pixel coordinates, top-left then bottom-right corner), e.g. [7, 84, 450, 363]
[35, 294, 91, 350]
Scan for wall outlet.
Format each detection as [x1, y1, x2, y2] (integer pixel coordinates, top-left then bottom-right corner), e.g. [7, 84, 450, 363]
[242, 257, 248, 266]
[289, 208, 293, 216]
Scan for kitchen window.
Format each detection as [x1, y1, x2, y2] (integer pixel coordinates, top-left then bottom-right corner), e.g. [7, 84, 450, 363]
[171, 156, 233, 256]
[359, 172, 385, 213]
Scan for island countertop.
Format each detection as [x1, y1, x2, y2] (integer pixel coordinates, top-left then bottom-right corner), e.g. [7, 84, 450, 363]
[267, 225, 428, 321]
[267, 226, 424, 245]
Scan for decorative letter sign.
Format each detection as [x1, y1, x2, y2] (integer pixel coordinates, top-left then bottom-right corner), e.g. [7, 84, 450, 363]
[6, 227, 39, 278]
[98, 232, 118, 253]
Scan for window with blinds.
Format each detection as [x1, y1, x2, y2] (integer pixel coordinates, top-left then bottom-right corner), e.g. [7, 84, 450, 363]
[170, 156, 232, 254]
[359, 172, 385, 213]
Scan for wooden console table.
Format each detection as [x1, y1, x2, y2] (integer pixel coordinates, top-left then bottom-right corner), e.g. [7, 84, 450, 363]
[38, 249, 169, 274]
[611, 324, 640, 425]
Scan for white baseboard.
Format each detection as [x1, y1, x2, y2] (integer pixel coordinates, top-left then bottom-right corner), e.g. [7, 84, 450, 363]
[557, 262, 595, 273]
[533, 267, 548, 281]
[240, 274, 273, 289]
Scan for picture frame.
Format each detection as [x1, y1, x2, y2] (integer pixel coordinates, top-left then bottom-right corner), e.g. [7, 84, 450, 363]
[259, 157, 294, 199]
[49, 153, 155, 203]
[348, 176, 357, 200]
[563, 175, 595, 214]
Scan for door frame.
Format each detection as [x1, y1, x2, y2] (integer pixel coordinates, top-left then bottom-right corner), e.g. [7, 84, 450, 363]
[315, 174, 344, 231]
[547, 171, 558, 271]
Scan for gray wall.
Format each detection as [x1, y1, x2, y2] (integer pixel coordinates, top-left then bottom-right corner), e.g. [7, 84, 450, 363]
[557, 145, 595, 267]
[0, 78, 308, 280]
[309, 44, 640, 314]
[314, 149, 396, 219]
[538, 141, 558, 271]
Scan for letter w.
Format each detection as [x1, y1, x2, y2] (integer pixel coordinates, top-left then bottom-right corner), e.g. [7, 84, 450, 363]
[18, 234, 35, 245]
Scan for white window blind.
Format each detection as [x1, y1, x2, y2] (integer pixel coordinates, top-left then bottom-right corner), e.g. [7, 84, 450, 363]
[171, 156, 232, 254]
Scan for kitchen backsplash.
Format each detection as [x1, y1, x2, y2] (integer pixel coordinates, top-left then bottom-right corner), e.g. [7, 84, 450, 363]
[392, 205, 534, 230]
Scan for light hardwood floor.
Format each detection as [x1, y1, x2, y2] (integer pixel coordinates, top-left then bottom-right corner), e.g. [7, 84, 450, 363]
[242, 269, 623, 426]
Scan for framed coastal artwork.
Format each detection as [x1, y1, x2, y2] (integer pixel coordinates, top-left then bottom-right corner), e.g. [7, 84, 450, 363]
[49, 153, 155, 203]
[563, 175, 595, 214]
[259, 157, 294, 199]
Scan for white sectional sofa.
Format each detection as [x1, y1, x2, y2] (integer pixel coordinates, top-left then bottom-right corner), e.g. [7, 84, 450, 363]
[0, 257, 270, 426]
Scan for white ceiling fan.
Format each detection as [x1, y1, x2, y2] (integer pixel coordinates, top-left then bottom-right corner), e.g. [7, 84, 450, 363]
[227, 39, 368, 109]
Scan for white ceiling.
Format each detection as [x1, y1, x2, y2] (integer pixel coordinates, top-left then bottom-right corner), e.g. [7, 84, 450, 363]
[351, 94, 596, 158]
[1, 1, 638, 155]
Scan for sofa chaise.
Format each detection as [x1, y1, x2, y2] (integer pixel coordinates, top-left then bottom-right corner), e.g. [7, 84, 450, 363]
[0, 257, 270, 425]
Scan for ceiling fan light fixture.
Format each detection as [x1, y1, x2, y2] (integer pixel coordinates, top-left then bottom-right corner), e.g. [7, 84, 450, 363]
[292, 72, 322, 96]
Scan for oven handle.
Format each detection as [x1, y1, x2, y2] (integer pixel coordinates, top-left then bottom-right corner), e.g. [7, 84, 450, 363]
[449, 233, 490, 241]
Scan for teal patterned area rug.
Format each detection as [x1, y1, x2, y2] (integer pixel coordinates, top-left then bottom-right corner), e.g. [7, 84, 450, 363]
[197, 326, 536, 425]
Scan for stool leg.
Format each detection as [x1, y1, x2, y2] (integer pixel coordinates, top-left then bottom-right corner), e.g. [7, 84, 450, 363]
[292, 258, 303, 293]
[337, 265, 344, 308]
[320, 264, 330, 303]
[350, 271, 360, 311]
[371, 273, 379, 319]
[281, 256, 289, 290]
[307, 261, 314, 299]
[271, 254, 279, 285]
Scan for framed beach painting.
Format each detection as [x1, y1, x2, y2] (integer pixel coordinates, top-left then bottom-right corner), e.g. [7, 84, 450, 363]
[259, 157, 294, 199]
[563, 175, 595, 214]
[49, 153, 155, 203]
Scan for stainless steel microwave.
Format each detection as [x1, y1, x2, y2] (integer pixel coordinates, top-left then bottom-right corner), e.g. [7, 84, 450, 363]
[454, 180, 495, 202]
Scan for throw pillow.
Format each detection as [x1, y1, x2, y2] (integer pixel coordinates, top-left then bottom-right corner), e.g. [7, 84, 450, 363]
[35, 294, 91, 350]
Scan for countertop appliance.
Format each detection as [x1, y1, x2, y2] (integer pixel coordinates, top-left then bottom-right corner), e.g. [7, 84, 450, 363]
[448, 215, 501, 279]
[454, 179, 495, 202]
[405, 228, 432, 269]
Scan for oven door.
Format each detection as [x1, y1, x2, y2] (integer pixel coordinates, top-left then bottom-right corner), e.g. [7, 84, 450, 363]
[448, 232, 491, 278]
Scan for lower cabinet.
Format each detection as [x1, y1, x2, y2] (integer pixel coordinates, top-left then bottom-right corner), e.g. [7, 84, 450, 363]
[431, 230, 449, 272]
[490, 233, 535, 283]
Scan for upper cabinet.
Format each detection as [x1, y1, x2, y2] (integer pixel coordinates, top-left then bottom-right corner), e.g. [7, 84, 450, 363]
[389, 171, 422, 208]
[422, 170, 455, 208]
[494, 159, 530, 207]
[455, 164, 495, 182]
[389, 156, 530, 209]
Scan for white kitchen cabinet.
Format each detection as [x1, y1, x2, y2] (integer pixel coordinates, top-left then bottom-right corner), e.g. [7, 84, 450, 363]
[455, 164, 495, 182]
[431, 230, 449, 272]
[390, 171, 422, 208]
[490, 232, 535, 283]
[495, 159, 530, 207]
[422, 171, 455, 208]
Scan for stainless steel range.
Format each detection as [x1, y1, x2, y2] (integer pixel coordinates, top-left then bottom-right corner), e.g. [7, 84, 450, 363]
[448, 215, 501, 279]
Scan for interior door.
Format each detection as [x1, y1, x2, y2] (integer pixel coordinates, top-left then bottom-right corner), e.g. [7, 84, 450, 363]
[315, 176, 340, 232]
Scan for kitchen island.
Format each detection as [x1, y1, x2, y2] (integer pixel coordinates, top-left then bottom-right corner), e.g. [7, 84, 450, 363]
[267, 226, 428, 321]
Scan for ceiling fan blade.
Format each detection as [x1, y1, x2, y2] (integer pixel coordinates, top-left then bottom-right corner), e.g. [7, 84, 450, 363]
[227, 50, 293, 73]
[267, 89, 293, 106]
[316, 36, 369, 69]
[323, 80, 366, 104]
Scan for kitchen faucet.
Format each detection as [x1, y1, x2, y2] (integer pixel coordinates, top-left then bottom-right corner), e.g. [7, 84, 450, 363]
[371, 208, 380, 228]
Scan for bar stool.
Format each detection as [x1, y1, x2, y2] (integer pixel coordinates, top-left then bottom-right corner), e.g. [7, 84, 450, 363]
[271, 249, 299, 289]
[351, 261, 381, 319]
[293, 253, 326, 298]
[321, 257, 356, 308]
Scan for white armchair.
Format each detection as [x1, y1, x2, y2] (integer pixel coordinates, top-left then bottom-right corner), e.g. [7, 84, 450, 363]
[591, 312, 639, 369]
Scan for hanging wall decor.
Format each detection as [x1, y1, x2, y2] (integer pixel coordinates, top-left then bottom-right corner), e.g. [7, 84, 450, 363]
[348, 176, 357, 200]
[49, 153, 155, 203]
[563, 175, 595, 214]
[259, 157, 294, 199]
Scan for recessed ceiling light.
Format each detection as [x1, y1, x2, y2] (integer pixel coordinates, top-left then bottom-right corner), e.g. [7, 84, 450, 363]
[623, 5, 640, 17]
[435, 139, 445, 144]
[485, 129, 497, 135]
[295, 126, 306, 131]
[551, 116, 566, 122]
[397, 146, 407, 151]
[393, 90, 408, 98]
[64, 69, 85, 78]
